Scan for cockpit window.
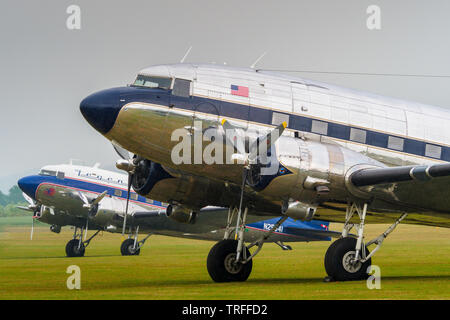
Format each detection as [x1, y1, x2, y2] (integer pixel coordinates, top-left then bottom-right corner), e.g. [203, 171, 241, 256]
[133, 75, 172, 89]
[39, 170, 57, 177]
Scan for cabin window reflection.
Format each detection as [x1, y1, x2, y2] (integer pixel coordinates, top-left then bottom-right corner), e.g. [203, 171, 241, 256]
[311, 120, 328, 135]
[56, 172, 65, 180]
[114, 189, 122, 197]
[172, 78, 191, 97]
[133, 75, 172, 90]
[272, 112, 289, 127]
[350, 128, 366, 144]
[388, 136, 404, 151]
[130, 193, 139, 201]
[425, 144, 441, 159]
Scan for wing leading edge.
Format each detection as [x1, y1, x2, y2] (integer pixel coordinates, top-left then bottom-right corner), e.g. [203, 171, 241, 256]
[348, 163, 450, 227]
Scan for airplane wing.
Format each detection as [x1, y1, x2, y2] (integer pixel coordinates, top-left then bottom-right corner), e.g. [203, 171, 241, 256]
[348, 163, 450, 225]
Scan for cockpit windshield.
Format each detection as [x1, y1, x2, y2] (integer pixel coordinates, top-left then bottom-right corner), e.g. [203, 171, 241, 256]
[39, 169, 57, 176]
[133, 74, 172, 89]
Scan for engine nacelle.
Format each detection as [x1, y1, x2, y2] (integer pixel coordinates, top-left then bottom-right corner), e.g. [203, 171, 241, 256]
[282, 201, 316, 221]
[165, 205, 197, 224]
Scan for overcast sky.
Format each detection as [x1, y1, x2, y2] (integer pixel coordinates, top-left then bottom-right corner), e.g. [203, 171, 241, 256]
[1, 0, 450, 192]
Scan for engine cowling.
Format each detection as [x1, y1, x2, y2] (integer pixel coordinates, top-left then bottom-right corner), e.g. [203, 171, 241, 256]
[131, 158, 173, 195]
[165, 205, 197, 224]
[281, 201, 316, 221]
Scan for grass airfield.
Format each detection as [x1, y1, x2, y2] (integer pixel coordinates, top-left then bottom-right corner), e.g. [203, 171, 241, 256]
[0, 217, 449, 300]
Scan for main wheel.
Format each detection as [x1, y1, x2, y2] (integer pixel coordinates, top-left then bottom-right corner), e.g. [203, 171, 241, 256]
[120, 239, 140, 256]
[324, 237, 371, 281]
[207, 239, 253, 282]
[65, 239, 85, 257]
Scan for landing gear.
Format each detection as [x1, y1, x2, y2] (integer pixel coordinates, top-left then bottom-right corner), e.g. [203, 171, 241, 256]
[324, 202, 407, 281]
[121, 239, 140, 256]
[120, 226, 151, 256]
[207, 205, 288, 282]
[207, 239, 252, 282]
[66, 239, 85, 257]
[65, 226, 100, 257]
[324, 237, 371, 281]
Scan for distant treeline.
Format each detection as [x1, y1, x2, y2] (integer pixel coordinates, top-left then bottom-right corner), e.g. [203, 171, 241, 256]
[0, 185, 28, 217]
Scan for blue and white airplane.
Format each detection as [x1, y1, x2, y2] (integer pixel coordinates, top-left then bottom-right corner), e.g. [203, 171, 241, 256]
[79, 62, 450, 282]
[17, 162, 339, 257]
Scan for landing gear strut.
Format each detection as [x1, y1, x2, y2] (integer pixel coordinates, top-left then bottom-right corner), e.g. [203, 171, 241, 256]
[207, 204, 288, 282]
[324, 202, 407, 281]
[65, 226, 100, 257]
[120, 226, 152, 256]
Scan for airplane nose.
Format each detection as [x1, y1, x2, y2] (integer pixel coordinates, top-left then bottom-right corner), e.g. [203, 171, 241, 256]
[80, 87, 123, 135]
[18, 176, 39, 200]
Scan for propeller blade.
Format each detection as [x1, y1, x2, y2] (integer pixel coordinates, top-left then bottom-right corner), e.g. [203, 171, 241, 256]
[84, 219, 88, 241]
[78, 191, 90, 206]
[112, 141, 131, 160]
[248, 121, 287, 162]
[221, 119, 247, 155]
[122, 173, 132, 236]
[22, 192, 36, 206]
[235, 166, 249, 239]
[17, 206, 33, 212]
[92, 191, 107, 206]
[30, 216, 34, 240]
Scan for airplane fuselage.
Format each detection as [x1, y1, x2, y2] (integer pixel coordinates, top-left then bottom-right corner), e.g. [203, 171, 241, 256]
[80, 64, 450, 226]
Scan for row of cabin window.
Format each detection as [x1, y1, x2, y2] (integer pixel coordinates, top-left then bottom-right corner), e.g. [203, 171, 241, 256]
[139, 75, 445, 160]
[111, 189, 167, 205]
[309, 119, 442, 159]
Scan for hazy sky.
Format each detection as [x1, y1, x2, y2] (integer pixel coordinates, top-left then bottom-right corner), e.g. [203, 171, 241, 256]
[1, 0, 450, 192]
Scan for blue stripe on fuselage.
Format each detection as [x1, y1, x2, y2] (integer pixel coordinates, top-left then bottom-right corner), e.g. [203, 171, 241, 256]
[24, 175, 165, 208]
[119, 86, 450, 162]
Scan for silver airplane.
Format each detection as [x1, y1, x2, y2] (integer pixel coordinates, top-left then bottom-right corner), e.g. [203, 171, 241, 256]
[17, 162, 338, 257]
[80, 63, 450, 282]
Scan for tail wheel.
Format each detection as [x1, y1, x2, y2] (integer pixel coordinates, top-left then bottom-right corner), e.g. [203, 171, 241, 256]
[121, 238, 140, 256]
[325, 237, 371, 281]
[207, 239, 252, 282]
[65, 239, 85, 257]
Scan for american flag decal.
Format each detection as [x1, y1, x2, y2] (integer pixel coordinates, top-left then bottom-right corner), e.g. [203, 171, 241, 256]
[230, 84, 249, 97]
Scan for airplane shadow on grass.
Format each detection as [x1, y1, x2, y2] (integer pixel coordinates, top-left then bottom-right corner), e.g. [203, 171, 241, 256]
[101, 275, 450, 289]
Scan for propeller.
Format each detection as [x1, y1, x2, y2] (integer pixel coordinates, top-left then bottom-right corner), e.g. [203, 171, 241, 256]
[221, 119, 287, 204]
[111, 141, 140, 236]
[18, 192, 41, 240]
[77, 190, 107, 217]
[221, 119, 287, 167]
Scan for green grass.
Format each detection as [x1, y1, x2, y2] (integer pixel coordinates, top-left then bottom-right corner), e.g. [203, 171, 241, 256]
[0, 216, 37, 231]
[0, 223, 449, 299]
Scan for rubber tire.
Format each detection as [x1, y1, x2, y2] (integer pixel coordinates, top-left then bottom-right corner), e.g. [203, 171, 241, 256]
[120, 239, 141, 256]
[324, 237, 371, 281]
[65, 239, 85, 257]
[207, 239, 252, 283]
